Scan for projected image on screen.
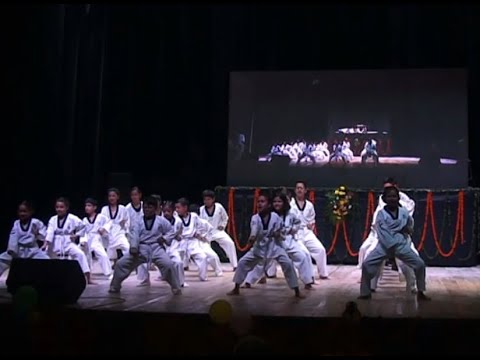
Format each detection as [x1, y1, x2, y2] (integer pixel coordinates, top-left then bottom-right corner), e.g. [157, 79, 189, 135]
[227, 70, 468, 188]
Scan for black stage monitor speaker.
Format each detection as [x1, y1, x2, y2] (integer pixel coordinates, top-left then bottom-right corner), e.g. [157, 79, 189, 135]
[6, 259, 86, 305]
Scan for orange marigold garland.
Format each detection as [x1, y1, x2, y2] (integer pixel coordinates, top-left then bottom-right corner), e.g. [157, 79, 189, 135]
[227, 187, 251, 252]
[418, 190, 465, 257]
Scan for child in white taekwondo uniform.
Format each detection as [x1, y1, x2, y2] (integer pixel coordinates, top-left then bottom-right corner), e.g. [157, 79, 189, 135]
[0, 201, 49, 278]
[358, 178, 418, 292]
[79, 198, 112, 277]
[100, 188, 130, 266]
[200, 190, 238, 270]
[44, 197, 94, 284]
[109, 196, 182, 294]
[243, 191, 314, 289]
[161, 201, 187, 287]
[358, 185, 430, 301]
[227, 191, 304, 298]
[190, 203, 223, 277]
[290, 181, 329, 279]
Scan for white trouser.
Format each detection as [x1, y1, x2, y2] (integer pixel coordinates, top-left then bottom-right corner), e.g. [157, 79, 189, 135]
[233, 248, 298, 289]
[81, 240, 111, 276]
[366, 239, 417, 292]
[245, 241, 313, 285]
[52, 243, 90, 274]
[110, 243, 180, 291]
[299, 229, 328, 278]
[107, 234, 130, 260]
[200, 242, 223, 276]
[360, 242, 426, 297]
[210, 230, 238, 268]
[358, 232, 377, 269]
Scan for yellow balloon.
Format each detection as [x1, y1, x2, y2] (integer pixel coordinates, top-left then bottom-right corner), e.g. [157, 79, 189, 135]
[209, 299, 233, 325]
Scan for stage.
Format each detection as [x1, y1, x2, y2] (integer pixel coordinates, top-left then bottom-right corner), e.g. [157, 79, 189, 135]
[2, 263, 480, 318]
[2, 263, 480, 355]
[258, 155, 459, 166]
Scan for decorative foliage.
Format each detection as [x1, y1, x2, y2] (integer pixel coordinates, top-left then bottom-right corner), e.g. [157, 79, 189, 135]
[326, 186, 354, 224]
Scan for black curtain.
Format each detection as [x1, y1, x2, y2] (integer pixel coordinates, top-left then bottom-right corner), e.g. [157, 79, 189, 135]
[1, 3, 479, 247]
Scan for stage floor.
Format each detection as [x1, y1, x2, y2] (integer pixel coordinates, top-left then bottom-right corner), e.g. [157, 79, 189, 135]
[2, 264, 480, 319]
[258, 155, 457, 166]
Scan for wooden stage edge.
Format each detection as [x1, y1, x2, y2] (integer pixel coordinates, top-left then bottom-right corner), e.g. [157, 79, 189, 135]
[2, 263, 480, 319]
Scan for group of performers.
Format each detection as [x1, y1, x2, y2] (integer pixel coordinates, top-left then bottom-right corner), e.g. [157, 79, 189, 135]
[0, 178, 430, 301]
[267, 137, 378, 165]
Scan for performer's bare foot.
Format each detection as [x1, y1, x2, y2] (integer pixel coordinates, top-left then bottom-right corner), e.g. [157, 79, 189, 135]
[241, 283, 252, 289]
[294, 288, 306, 299]
[258, 277, 267, 284]
[137, 279, 150, 287]
[304, 283, 314, 290]
[172, 288, 182, 295]
[227, 285, 240, 296]
[417, 291, 431, 301]
[86, 273, 97, 285]
[357, 294, 372, 300]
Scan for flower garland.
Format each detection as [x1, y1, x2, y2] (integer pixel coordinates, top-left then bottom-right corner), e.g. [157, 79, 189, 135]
[226, 187, 467, 258]
[326, 186, 354, 224]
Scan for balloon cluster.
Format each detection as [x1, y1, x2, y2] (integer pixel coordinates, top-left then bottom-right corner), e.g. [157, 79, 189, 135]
[331, 186, 353, 222]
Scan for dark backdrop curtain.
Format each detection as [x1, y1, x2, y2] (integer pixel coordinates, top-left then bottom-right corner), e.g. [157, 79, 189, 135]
[1, 3, 479, 247]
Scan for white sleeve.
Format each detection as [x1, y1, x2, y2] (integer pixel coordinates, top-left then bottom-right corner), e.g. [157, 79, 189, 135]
[199, 206, 206, 220]
[400, 192, 415, 216]
[76, 218, 88, 238]
[45, 217, 55, 243]
[122, 207, 130, 233]
[372, 195, 385, 226]
[7, 223, 19, 254]
[72, 215, 86, 234]
[159, 217, 175, 246]
[273, 216, 285, 241]
[196, 219, 212, 240]
[305, 202, 316, 224]
[287, 213, 301, 236]
[33, 219, 47, 241]
[100, 208, 114, 232]
[249, 215, 259, 239]
[130, 221, 141, 249]
[218, 203, 229, 228]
